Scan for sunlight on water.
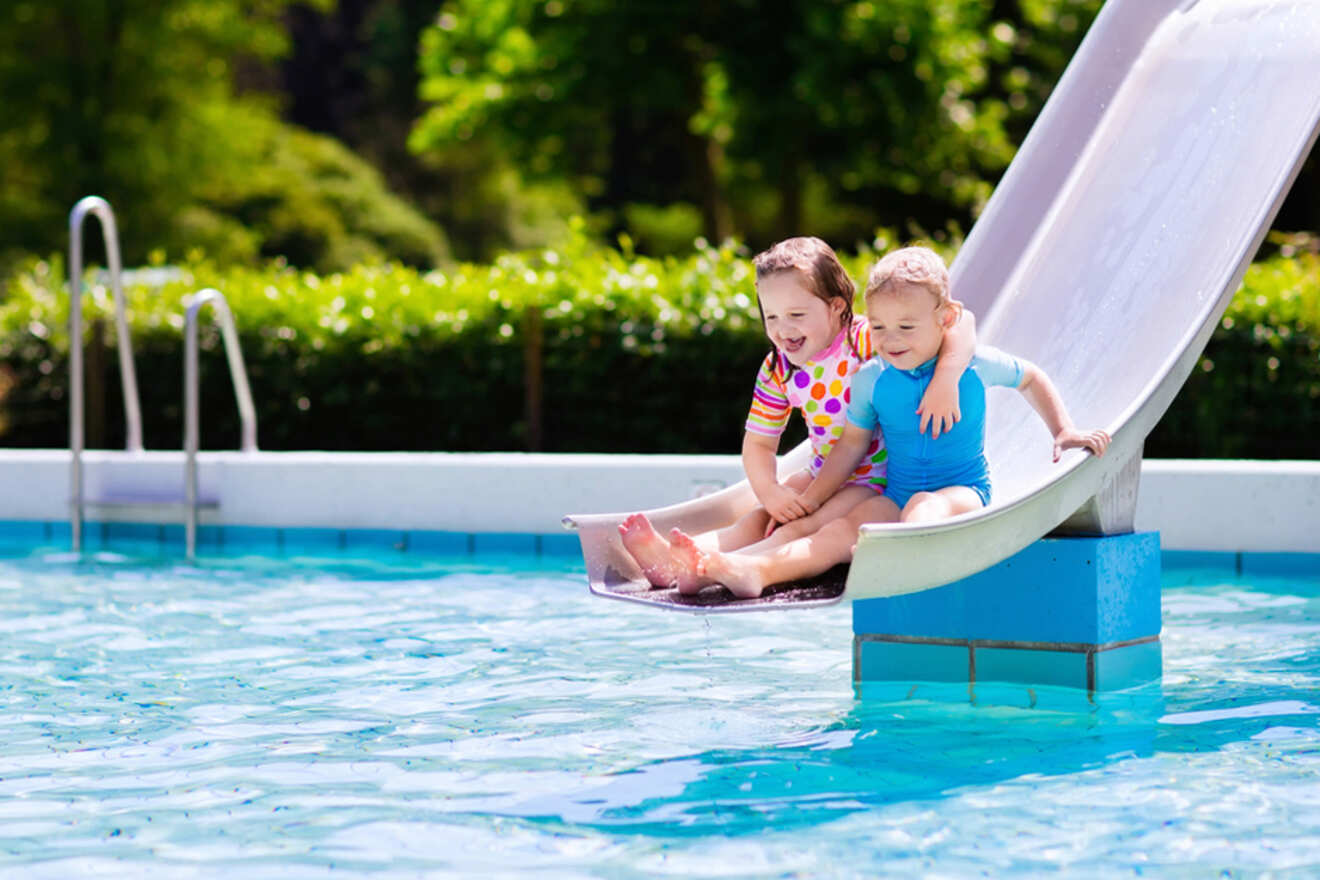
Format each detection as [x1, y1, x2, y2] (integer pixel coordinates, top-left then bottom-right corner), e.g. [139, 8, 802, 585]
[0, 549, 1316, 877]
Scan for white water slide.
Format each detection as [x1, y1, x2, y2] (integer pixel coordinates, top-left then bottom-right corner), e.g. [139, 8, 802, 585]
[565, 0, 1320, 611]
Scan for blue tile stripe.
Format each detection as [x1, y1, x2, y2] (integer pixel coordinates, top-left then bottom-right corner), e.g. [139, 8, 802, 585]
[0, 520, 584, 560]
[0, 519, 1314, 573]
[1163, 549, 1320, 576]
[854, 632, 1161, 693]
[858, 632, 1161, 653]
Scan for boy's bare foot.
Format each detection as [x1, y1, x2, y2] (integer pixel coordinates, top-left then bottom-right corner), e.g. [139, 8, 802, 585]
[666, 529, 716, 595]
[618, 514, 683, 589]
[694, 544, 770, 600]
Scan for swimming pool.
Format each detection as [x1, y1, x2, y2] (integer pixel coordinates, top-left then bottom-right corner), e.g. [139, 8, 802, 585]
[1, 544, 1317, 877]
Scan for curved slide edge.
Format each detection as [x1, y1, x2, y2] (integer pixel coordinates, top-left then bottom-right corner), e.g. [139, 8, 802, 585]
[847, 426, 1145, 602]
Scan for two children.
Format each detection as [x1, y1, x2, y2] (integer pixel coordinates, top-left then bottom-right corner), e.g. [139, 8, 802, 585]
[679, 244, 1110, 598]
[623, 239, 1110, 599]
[618, 236, 976, 594]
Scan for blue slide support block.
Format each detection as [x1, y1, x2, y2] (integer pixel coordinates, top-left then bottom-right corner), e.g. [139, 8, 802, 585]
[853, 532, 1162, 695]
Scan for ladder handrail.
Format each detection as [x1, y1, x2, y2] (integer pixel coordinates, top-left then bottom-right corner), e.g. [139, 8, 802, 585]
[69, 196, 144, 551]
[184, 288, 259, 558]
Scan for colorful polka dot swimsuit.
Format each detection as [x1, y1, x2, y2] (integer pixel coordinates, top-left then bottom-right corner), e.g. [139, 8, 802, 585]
[745, 315, 888, 491]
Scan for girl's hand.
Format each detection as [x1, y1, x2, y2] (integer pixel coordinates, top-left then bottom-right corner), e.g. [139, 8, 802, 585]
[1052, 428, 1111, 461]
[762, 486, 821, 537]
[761, 482, 815, 525]
[917, 377, 961, 438]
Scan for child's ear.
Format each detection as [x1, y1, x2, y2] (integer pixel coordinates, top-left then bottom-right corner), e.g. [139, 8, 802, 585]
[940, 300, 963, 329]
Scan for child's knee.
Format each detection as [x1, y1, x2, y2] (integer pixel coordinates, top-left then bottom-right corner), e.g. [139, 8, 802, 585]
[848, 495, 900, 527]
[901, 493, 944, 522]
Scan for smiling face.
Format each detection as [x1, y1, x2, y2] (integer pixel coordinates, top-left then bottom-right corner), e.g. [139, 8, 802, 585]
[756, 271, 848, 366]
[865, 282, 952, 371]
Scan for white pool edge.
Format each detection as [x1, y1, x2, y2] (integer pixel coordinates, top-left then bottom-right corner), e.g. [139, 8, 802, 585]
[0, 450, 1315, 554]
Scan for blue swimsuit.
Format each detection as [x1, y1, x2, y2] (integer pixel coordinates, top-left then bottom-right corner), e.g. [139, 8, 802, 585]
[846, 346, 1026, 510]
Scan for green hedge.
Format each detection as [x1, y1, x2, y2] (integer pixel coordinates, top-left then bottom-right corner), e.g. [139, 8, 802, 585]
[0, 226, 775, 453]
[1145, 242, 1320, 459]
[0, 228, 1316, 457]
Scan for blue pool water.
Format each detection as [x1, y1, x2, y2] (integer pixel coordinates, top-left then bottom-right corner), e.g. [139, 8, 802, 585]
[0, 545, 1317, 877]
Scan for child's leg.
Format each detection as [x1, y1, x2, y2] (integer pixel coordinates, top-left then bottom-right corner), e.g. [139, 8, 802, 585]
[693, 470, 814, 553]
[683, 494, 900, 599]
[735, 484, 877, 554]
[899, 486, 985, 523]
[668, 485, 881, 594]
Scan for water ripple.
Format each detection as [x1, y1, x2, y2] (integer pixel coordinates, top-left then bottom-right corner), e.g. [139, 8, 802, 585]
[0, 553, 1315, 876]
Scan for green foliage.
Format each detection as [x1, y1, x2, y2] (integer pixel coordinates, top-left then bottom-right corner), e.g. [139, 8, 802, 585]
[0, 0, 446, 272]
[716, 0, 1016, 223]
[620, 203, 705, 257]
[0, 232, 1315, 458]
[0, 225, 766, 451]
[413, 0, 727, 246]
[1146, 235, 1320, 459]
[411, 0, 1104, 247]
[410, 145, 585, 263]
[185, 106, 451, 272]
[0, 0, 304, 259]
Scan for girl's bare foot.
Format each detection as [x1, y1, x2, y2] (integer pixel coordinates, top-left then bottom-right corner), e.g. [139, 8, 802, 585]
[693, 544, 770, 599]
[618, 514, 683, 589]
[666, 529, 716, 595]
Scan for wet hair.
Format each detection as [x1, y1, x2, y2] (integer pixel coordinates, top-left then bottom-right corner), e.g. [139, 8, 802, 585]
[864, 246, 951, 306]
[752, 237, 858, 373]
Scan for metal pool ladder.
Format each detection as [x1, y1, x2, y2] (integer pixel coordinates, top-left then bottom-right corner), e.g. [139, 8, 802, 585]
[183, 288, 258, 558]
[69, 196, 143, 551]
[68, 197, 258, 559]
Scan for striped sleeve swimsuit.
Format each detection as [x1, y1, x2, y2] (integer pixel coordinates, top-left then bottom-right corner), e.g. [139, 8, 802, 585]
[745, 315, 888, 492]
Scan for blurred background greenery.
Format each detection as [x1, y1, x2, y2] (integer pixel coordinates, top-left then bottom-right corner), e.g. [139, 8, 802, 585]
[0, 0, 1315, 456]
[11, 0, 1316, 269]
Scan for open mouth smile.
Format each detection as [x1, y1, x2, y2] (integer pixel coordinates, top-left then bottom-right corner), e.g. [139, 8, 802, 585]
[781, 336, 806, 353]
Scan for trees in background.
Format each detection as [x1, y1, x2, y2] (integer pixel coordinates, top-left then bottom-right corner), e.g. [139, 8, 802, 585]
[0, 0, 447, 271]
[0, 0, 1314, 267]
[410, 0, 1111, 252]
[0, 0, 285, 260]
[277, 0, 581, 262]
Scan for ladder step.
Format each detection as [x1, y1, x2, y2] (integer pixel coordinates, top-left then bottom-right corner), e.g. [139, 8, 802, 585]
[79, 496, 219, 523]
